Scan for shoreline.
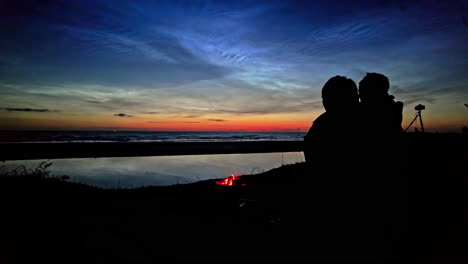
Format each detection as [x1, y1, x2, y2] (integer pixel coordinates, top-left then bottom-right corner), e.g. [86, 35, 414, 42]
[0, 140, 304, 161]
[1, 133, 465, 161]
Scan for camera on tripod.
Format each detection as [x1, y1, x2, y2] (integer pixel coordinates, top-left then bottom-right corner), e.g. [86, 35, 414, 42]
[415, 104, 425, 111]
[405, 104, 426, 133]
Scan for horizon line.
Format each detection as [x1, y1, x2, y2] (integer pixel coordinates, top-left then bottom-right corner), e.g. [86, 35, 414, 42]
[0, 129, 308, 133]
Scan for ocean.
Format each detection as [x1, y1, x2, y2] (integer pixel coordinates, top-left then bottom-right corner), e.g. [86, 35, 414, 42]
[0, 131, 305, 143]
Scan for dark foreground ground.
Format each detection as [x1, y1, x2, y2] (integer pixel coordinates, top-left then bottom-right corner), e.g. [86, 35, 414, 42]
[1, 133, 466, 263]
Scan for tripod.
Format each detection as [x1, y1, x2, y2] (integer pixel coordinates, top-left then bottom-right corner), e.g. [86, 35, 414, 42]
[405, 109, 424, 132]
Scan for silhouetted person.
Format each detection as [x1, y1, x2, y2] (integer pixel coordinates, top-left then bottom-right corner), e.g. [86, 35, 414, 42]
[358, 73, 405, 174]
[303, 75, 360, 167]
[358, 73, 408, 258]
[297, 76, 372, 256]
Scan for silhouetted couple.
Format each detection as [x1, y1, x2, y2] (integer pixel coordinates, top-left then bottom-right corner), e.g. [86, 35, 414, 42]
[304, 73, 403, 165]
[299, 73, 407, 259]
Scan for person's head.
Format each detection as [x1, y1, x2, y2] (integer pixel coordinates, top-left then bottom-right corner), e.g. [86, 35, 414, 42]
[358, 73, 390, 104]
[321, 75, 359, 113]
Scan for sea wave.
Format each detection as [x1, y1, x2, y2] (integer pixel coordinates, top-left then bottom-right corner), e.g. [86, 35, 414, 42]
[0, 131, 306, 143]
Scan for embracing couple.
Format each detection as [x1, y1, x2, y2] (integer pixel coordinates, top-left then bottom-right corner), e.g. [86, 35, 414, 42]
[299, 73, 408, 257]
[303, 73, 404, 167]
[297, 73, 407, 257]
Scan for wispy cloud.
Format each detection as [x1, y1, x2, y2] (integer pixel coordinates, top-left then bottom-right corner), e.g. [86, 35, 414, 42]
[114, 113, 133, 117]
[3, 107, 59, 112]
[56, 25, 178, 64]
[207, 119, 227, 122]
[147, 121, 200, 123]
[183, 115, 200, 118]
[84, 99, 103, 104]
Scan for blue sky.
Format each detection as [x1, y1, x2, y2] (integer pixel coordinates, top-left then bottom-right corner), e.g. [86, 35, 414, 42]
[0, 0, 467, 131]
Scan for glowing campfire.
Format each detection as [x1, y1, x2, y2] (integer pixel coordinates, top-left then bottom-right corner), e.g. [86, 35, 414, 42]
[215, 174, 242, 186]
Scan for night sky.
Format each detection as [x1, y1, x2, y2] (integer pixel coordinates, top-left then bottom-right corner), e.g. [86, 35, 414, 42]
[1, 0, 467, 132]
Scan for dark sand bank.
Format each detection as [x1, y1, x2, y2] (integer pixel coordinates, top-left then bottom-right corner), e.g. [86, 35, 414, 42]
[1, 133, 464, 161]
[1, 133, 466, 262]
[0, 141, 304, 161]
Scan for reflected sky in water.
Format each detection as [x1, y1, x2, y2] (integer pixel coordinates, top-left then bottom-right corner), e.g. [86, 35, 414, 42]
[2, 152, 304, 188]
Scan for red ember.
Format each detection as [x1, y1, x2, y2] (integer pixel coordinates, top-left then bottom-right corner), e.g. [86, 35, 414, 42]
[215, 174, 241, 186]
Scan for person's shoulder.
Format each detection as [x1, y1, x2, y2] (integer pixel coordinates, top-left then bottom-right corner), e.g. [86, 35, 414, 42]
[305, 112, 329, 137]
[310, 112, 331, 129]
[313, 112, 329, 124]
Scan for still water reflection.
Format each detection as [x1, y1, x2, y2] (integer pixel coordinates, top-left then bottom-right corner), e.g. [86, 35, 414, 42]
[2, 152, 304, 188]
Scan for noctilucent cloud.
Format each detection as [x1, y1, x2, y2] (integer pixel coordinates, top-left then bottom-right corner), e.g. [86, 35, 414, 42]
[1, 0, 467, 132]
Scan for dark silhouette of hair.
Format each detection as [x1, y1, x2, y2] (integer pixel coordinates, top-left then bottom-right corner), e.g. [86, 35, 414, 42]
[358, 72, 403, 133]
[321, 75, 359, 112]
[358, 73, 390, 104]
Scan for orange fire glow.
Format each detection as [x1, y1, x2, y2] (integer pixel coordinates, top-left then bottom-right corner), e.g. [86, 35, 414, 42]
[215, 174, 241, 186]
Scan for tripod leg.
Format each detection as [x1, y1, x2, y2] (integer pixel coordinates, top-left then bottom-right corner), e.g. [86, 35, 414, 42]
[405, 114, 419, 132]
[418, 112, 424, 133]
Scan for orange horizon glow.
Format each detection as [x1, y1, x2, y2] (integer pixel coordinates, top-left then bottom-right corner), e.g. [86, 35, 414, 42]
[0, 106, 466, 133]
[0, 115, 465, 133]
[0, 112, 314, 132]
